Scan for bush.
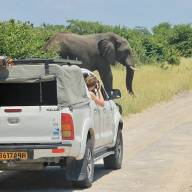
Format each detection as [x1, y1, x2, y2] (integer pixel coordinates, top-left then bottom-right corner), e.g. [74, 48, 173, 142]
[0, 19, 191, 65]
[168, 24, 192, 57]
[0, 19, 56, 58]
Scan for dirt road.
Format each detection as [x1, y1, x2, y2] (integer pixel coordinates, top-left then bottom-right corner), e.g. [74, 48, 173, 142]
[0, 91, 192, 192]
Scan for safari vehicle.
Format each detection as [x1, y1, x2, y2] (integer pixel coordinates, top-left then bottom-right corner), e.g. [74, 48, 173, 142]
[0, 57, 123, 188]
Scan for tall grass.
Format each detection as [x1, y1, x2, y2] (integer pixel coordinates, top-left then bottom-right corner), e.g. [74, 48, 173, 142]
[95, 58, 192, 116]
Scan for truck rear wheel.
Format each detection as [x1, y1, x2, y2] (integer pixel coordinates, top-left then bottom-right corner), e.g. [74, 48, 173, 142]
[72, 139, 94, 188]
[104, 129, 123, 169]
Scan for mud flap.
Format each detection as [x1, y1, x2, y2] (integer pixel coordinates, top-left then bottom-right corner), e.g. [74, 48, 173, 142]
[65, 157, 86, 181]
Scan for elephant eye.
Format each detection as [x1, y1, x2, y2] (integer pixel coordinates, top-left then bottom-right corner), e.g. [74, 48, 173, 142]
[119, 50, 128, 58]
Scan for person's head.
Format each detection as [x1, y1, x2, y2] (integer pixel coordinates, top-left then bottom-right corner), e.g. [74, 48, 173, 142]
[85, 75, 99, 92]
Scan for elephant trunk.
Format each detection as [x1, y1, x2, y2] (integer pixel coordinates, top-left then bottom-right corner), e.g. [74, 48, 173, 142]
[125, 55, 134, 95]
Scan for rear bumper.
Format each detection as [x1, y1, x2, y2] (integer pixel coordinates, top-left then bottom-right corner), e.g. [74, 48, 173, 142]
[0, 142, 82, 171]
[0, 143, 71, 149]
[0, 142, 80, 160]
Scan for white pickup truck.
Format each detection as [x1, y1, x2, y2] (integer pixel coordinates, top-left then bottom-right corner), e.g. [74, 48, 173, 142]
[0, 58, 123, 188]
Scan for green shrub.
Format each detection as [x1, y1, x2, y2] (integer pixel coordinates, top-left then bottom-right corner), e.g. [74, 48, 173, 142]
[0, 19, 191, 65]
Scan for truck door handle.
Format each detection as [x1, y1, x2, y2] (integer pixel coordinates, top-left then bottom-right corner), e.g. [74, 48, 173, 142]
[8, 117, 20, 124]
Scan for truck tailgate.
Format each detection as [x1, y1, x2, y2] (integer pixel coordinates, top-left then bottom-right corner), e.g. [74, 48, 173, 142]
[0, 106, 62, 144]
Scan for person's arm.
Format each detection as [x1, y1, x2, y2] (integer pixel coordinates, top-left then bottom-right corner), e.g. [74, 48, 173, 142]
[89, 91, 105, 107]
[97, 89, 105, 106]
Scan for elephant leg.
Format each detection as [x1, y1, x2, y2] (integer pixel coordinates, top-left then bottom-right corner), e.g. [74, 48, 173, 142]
[98, 65, 113, 95]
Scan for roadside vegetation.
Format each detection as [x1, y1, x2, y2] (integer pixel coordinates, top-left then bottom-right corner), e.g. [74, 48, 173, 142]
[0, 19, 192, 64]
[0, 19, 192, 115]
[111, 58, 192, 115]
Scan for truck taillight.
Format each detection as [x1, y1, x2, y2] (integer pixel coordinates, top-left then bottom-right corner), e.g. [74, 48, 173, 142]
[4, 108, 22, 113]
[61, 113, 74, 140]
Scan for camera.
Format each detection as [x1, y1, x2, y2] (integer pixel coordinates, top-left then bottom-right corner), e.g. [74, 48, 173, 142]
[95, 83, 99, 90]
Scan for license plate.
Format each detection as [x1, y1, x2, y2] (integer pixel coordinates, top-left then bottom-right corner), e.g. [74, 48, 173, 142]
[0, 152, 28, 160]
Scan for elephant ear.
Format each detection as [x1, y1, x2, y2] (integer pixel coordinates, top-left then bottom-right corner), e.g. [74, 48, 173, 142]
[98, 39, 116, 64]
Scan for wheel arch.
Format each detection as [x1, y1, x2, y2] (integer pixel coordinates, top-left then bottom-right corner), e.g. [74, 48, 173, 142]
[112, 119, 123, 146]
[87, 128, 95, 147]
[119, 120, 123, 130]
[76, 117, 95, 160]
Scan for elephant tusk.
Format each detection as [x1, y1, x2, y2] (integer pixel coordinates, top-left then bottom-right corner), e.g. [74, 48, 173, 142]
[129, 66, 139, 71]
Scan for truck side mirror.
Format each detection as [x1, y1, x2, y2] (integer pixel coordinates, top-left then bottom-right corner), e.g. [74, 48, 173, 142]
[108, 89, 121, 100]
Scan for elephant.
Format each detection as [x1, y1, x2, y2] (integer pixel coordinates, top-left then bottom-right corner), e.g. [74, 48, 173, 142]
[44, 32, 135, 95]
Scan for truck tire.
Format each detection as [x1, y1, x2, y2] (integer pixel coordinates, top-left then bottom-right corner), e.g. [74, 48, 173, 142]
[72, 139, 94, 188]
[104, 129, 123, 169]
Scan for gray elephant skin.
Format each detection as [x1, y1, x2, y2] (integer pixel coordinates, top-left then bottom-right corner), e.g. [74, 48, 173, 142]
[44, 32, 135, 95]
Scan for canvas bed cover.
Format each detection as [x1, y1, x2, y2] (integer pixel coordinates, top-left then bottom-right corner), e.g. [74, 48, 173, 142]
[0, 64, 90, 107]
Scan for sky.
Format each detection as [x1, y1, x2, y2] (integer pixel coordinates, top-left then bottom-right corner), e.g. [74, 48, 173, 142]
[0, 0, 191, 29]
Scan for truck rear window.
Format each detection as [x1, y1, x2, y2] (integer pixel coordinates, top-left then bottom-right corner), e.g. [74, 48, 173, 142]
[0, 80, 57, 106]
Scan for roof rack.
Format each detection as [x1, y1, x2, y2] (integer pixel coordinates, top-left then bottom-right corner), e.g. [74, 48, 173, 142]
[13, 58, 82, 65]
[0, 56, 82, 66]
[0, 57, 83, 74]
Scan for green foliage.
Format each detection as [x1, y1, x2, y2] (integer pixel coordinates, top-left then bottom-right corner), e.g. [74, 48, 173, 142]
[66, 19, 111, 34]
[0, 19, 56, 58]
[147, 22, 181, 65]
[164, 47, 180, 65]
[0, 19, 191, 65]
[152, 22, 172, 35]
[168, 24, 192, 57]
[112, 58, 192, 116]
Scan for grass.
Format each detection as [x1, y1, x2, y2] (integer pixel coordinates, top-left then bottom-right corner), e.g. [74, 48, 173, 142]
[95, 58, 192, 116]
